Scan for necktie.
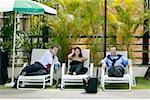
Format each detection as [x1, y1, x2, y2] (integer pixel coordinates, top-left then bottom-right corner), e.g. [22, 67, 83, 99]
[112, 59, 116, 66]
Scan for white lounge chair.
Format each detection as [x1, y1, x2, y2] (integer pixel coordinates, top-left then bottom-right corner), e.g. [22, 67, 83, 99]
[61, 49, 94, 89]
[17, 49, 54, 90]
[101, 51, 136, 91]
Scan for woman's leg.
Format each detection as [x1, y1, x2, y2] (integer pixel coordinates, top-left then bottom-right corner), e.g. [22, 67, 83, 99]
[75, 63, 83, 75]
[79, 67, 88, 74]
[69, 65, 76, 74]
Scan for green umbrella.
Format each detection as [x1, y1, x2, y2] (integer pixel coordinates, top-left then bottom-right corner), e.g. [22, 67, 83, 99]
[0, 0, 57, 87]
[0, 0, 57, 14]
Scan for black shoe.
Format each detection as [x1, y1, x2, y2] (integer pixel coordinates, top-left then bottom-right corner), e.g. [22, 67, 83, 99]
[68, 72, 73, 75]
[13, 80, 17, 88]
[53, 79, 57, 86]
[56, 83, 61, 88]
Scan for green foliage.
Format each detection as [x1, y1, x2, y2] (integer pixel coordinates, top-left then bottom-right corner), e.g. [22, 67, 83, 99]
[107, 0, 144, 52]
[46, 12, 71, 63]
[0, 0, 147, 66]
[0, 13, 14, 53]
[79, 0, 103, 66]
[47, 0, 104, 65]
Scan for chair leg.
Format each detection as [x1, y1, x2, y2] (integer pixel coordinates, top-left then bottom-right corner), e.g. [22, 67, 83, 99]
[128, 81, 132, 91]
[17, 80, 26, 90]
[132, 75, 136, 87]
[42, 78, 46, 90]
[17, 79, 20, 90]
[61, 79, 64, 90]
[61, 84, 64, 90]
[101, 82, 105, 91]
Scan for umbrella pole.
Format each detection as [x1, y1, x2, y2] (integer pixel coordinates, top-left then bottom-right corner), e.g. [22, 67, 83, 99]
[5, 13, 17, 87]
[11, 13, 17, 84]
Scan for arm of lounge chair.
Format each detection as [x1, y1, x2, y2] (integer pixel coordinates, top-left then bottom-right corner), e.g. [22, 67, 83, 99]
[128, 59, 133, 76]
[61, 63, 66, 90]
[62, 63, 66, 76]
[101, 64, 106, 87]
[101, 64, 106, 78]
[128, 59, 136, 87]
[90, 63, 94, 77]
[50, 65, 54, 86]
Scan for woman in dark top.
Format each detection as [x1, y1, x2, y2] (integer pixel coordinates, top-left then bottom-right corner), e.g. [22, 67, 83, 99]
[68, 47, 88, 75]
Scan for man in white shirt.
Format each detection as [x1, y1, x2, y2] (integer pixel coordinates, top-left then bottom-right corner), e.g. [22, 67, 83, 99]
[14, 45, 61, 88]
[21, 45, 61, 75]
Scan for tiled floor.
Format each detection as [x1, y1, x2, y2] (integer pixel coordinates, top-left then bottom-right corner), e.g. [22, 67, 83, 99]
[0, 88, 149, 99]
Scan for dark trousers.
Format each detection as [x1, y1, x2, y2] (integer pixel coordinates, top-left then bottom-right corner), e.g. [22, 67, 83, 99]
[69, 63, 83, 74]
[69, 63, 87, 75]
[21, 62, 47, 75]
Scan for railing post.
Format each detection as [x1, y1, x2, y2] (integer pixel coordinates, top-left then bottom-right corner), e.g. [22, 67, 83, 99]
[142, 0, 149, 65]
[104, 0, 107, 57]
